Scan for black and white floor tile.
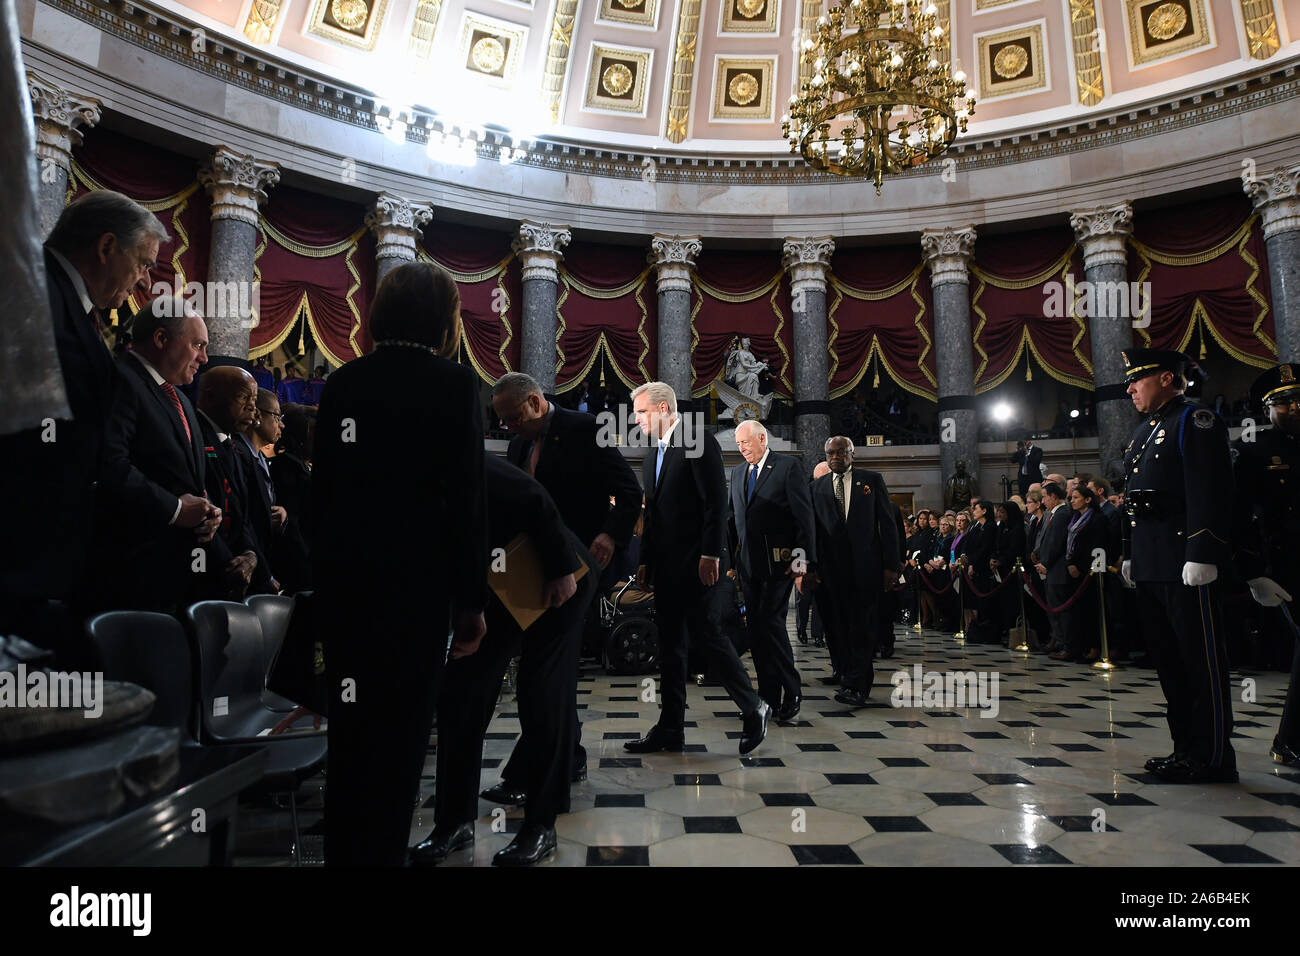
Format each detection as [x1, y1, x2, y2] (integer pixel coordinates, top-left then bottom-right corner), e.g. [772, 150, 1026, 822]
[400, 618, 1300, 867]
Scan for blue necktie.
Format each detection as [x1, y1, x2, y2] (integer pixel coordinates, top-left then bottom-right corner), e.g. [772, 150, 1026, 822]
[747, 464, 757, 501]
[655, 442, 666, 486]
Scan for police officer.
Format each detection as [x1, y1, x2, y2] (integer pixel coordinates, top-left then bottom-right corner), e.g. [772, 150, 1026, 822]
[1232, 364, 1300, 767]
[1119, 349, 1236, 783]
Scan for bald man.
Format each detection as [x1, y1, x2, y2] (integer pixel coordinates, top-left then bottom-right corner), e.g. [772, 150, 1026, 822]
[729, 420, 817, 721]
[196, 367, 275, 597]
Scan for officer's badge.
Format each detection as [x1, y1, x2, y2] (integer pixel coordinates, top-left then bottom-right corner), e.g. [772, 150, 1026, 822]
[1230, 447, 1240, 464]
[1283, 366, 1295, 384]
[1192, 408, 1215, 429]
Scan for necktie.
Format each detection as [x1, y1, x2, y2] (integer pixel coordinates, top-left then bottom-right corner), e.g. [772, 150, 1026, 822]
[655, 442, 666, 486]
[747, 464, 757, 501]
[161, 383, 192, 443]
[528, 438, 542, 476]
[834, 472, 847, 520]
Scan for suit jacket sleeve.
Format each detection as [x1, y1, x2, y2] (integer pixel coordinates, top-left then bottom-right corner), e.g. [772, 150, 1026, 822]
[873, 474, 900, 573]
[639, 451, 656, 571]
[693, 433, 727, 560]
[520, 471, 582, 580]
[453, 369, 490, 614]
[1182, 409, 1233, 566]
[100, 373, 182, 529]
[592, 423, 642, 547]
[1230, 444, 1268, 581]
[786, 458, 817, 565]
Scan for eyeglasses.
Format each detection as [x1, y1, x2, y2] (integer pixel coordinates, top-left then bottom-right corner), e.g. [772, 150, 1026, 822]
[258, 408, 284, 422]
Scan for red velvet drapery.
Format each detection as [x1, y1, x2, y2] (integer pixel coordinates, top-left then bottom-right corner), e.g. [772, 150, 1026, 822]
[558, 241, 655, 391]
[691, 250, 793, 397]
[969, 228, 1091, 391]
[1128, 194, 1274, 366]
[252, 186, 376, 367]
[828, 244, 936, 400]
[419, 222, 520, 382]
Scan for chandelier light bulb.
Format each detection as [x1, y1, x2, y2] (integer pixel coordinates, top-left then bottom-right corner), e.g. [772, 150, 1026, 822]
[814, 57, 825, 70]
[890, 53, 904, 68]
[953, 69, 966, 84]
[932, 25, 943, 37]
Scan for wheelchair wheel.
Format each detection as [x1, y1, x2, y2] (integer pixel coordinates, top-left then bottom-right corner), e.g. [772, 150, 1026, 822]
[603, 617, 659, 675]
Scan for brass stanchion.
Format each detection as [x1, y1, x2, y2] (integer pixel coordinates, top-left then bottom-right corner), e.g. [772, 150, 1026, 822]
[1092, 569, 1118, 671]
[1012, 557, 1030, 653]
[913, 566, 923, 633]
[953, 563, 966, 644]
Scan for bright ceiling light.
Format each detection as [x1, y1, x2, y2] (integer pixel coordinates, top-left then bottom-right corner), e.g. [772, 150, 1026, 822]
[992, 402, 1013, 423]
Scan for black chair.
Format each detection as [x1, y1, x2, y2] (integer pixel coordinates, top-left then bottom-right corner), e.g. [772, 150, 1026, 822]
[186, 601, 327, 864]
[85, 611, 195, 735]
[245, 594, 298, 713]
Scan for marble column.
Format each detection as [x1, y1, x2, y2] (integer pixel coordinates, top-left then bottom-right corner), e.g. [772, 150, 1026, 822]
[922, 225, 980, 488]
[784, 236, 835, 471]
[365, 193, 433, 286]
[27, 73, 100, 239]
[198, 147, 280, 363]
[1244, 165, 1300, 363]
[512, 220, 571, 393]
[649, 234, 702, 406]
[1070, 202, 1139, 475]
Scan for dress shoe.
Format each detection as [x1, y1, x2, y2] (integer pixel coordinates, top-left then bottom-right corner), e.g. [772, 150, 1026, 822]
[834, 687, 870, 708]
[624, 725, 686, 753]
[797, 630, 808, 645]
[492, 823, 557, 867]
[1143, 751, 1182, 774]
[878, 646, 894, 658]
[571, 761, 588, 783]
[813, 637, 826, 648]
[818, 672, 842, 686]
[1270, 739, 1300, 768]
[739, 701, 771, 755]
[1082, 648, 1100, 662]
[410, 822, 474, 866]
[1154, 757, 1238, 784]
[1048, 651, 1071, 661]
[775, 695, 801, 723]
[479, 783, 528, 806]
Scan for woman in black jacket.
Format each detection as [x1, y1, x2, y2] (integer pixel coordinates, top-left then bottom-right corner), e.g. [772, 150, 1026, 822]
[991, 501, 1027, 642]
[1053, 485, 1107, 662]
[961, 501, 998, 642]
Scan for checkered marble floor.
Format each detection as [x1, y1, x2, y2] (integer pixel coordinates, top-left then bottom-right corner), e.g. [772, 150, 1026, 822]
[408, 618, 1300, 867]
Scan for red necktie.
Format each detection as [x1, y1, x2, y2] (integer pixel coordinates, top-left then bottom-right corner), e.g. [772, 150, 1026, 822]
[161, 383, 192, 443]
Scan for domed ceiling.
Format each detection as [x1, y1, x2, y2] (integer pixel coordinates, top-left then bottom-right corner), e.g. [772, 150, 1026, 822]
[155, 0, 1293, 148]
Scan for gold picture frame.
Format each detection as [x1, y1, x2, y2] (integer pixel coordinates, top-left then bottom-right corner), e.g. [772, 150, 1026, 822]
[711, 56, 775, 121]
[583, 44, 653, 116]
[1125, 0, 1211, 66]
[974, 22, 1048, 100]
[305, 0, 389, 50]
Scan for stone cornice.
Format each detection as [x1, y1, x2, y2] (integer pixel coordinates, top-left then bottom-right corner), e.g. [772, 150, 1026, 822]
[29, 0, 1300, 190]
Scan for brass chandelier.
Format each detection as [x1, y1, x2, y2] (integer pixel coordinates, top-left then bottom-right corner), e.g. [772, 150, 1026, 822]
[782, 0, 976, 193]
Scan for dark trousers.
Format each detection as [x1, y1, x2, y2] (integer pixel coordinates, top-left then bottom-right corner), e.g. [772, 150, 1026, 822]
[656, 572, 761, 731]
[818, 583, 878, 695]
[1063, 576, 1099, 657]
[1137, 580, 1236, 770]
[325, 618, 444, 867]
[877, 588, 898, 653]
[436, 571, 594, 830]
[1274, 602, 1300, 748]
[739, 571, 800, 709]
[795, 585, 823, 641]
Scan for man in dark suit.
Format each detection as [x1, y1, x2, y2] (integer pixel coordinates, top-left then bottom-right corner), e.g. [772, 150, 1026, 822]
[0, 191, 167, 658]
[94, 298, 223, 612]
[805, 436, 900, 708]
[481, 372, 642, 804]
[195, 366, 275, 598]
[232, 387, 287, 576]
[877, 502, 907, 657]
[728, 419, 816, 721]
[1013, 440, 1043, 497]
[412, 454, 596, 868]
[1031, 482, 1071, 653]
[625, 381, 769, 755]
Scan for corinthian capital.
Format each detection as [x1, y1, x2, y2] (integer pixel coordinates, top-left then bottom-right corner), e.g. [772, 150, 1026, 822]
[1243, 165, 1300, 240]
[365, 193, 434, 261]
[649, 234, 701, 294]
[199, 147, 281, 225]
[27, 73, 101, 173]
[512, 220, 571, 282]
[1069, 202, 1133, 270]
[783, 237, 835, 298]
[921, 225, 977, 286]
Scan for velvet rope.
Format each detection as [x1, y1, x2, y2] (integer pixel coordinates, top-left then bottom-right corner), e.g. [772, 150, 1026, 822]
[911, 565, 956, 595]
[1018, 570, 1094, 613]
[958, 568, 1021, 599]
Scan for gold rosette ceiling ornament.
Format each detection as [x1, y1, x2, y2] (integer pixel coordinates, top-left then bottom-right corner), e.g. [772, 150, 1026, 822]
[781, 0, 976, 194]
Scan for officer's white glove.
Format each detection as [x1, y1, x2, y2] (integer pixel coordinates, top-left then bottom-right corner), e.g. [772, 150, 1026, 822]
[1120, 560, 1134, 587]
[1182, 562, 1218, 587]
[1247, 576, 1293, 607]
